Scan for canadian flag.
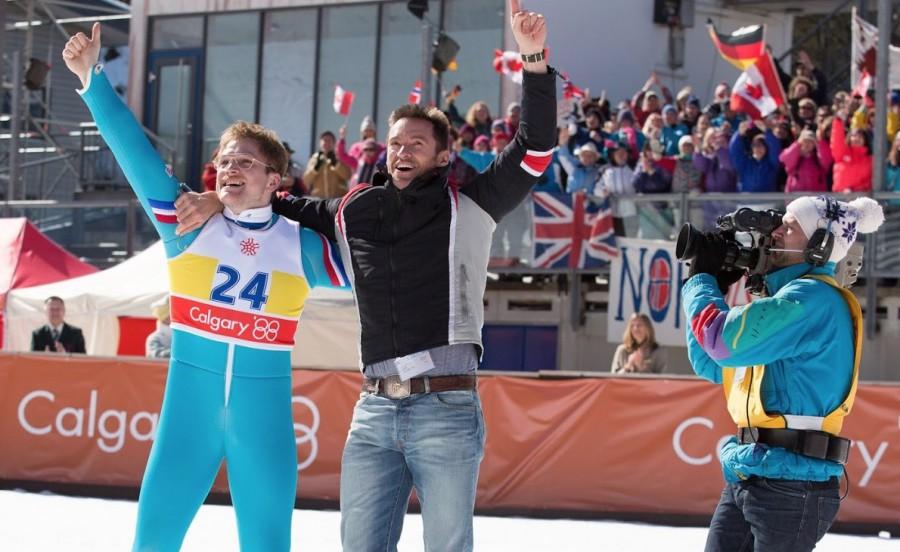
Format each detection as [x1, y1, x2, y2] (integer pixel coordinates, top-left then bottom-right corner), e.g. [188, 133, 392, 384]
[852, 70, 873, 99]
[851, 7, 900, 90]
[493, 49, 523, 84]
[333, 85, 354, 116]
[408, 80, 422, 105]
[730, 52, 786, 120]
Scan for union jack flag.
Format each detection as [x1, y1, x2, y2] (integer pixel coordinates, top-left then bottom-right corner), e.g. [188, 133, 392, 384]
[531, 191, 617, 269]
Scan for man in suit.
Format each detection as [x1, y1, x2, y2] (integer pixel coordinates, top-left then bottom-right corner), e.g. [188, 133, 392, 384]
[30, 296, 86, 353]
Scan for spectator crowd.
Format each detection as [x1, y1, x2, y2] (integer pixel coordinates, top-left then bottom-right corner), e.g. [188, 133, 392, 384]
[203, 49, 899, 241]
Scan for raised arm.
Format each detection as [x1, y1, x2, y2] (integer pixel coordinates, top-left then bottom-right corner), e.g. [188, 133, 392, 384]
[64, 24, 190, 256]
[461, 0, 555, 221]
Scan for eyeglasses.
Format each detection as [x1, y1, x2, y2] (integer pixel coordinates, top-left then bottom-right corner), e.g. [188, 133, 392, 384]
[215, 155, 273, 171]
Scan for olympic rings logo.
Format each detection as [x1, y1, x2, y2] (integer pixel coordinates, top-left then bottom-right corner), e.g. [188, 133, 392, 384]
[252, 318, 280, 342]
[292, 395, 320, 471]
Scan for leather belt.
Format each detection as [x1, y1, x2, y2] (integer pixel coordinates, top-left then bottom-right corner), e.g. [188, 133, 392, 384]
[737, 427, 851, 465]
[362, 374, 477, 400]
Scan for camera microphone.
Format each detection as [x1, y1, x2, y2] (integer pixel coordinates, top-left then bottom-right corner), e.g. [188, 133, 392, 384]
[766, 248, 804, 253]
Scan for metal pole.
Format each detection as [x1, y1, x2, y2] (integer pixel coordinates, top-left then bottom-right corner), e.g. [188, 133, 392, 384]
[872, 0, 890, 193]
[9, 50, 22, 201]
[420, 21, 432, 106]
[865, 0, 891, 339]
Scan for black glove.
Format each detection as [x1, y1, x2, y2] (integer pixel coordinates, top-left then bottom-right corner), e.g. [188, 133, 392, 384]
[716, 268, 745, 294]
[326, 151, 337, 165]
[688, 232, 728, 277]
[313, 152, 324, 171]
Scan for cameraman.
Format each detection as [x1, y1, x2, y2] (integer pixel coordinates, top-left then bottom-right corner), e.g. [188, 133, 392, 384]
[303, 130, 351, 198]
[681, 195, 883, 552]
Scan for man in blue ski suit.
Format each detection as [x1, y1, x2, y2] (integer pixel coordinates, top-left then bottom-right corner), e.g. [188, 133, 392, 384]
[682, 194, 883, 551]
[64, 24, 348, 551]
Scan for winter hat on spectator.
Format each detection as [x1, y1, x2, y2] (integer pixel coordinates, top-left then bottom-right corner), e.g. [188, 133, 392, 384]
[686, 95, 702, 108]
[676, 86, 693, 104]
[491, 131, 510, 144]
[360, 116, 376, 133]
[678, 135, 694, 149]
[491, 119, 506, 133]
[617, 110, 635, 124]
[798, 97, 817, 109]
[645, 90, 658, 99]
[662, 104, 678, 116]
[151, 295, 170, 321]
[604, 138, 628, 152]
[575, 141, 600, 158]
[459, 124, 475, 137]
[890, 90, 900, 105]
[473, 135, 490, 148]
[785, 195, 885, 264]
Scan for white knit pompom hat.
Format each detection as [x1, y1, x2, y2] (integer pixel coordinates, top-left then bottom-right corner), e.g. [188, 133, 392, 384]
[785, 195, 885, 263]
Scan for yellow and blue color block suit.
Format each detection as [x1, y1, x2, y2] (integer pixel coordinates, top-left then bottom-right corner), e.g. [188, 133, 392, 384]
[79, 65, 348, 551]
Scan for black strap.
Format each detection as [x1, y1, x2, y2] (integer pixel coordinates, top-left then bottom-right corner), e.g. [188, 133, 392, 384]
[737, 427, 850, 465]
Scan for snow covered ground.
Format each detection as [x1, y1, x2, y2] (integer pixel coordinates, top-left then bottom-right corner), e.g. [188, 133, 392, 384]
[1, 489, 896, 551]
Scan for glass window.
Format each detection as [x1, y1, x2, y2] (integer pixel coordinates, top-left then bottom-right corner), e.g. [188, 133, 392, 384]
[315, 4, 378, 148]
[152, 17, 204, 50]
[260, 9, 318, 160]
[441, 0, 504, 120]
[376, 1, 440, 130]
[202, 12, 260, 161]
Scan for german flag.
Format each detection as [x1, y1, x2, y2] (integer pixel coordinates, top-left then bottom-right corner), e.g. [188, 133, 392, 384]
[708, 21, 765, 70]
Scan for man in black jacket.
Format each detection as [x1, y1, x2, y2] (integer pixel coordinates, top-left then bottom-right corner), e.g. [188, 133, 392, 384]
[175, 1, 553, 549]
[30, 296, 86, 354]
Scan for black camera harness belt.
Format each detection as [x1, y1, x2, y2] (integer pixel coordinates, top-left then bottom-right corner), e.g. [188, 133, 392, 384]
[737, 427, 851, 464]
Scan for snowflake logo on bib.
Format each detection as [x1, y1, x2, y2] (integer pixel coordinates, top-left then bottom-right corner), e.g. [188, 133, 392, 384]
[240, 238, 260, 256]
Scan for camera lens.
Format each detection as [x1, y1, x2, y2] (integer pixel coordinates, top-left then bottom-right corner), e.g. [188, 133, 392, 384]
[676, 223, 701, 260]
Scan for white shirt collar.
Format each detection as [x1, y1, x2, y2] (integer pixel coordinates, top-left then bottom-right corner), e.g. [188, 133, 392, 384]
[223, 204, 273, 224]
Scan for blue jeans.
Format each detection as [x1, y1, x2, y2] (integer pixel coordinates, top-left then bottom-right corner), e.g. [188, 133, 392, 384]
[340, 389, 486, 552]
[705, 477, 841, 552]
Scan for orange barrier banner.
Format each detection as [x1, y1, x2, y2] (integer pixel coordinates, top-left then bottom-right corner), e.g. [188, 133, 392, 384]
[1, 353, 898, 524]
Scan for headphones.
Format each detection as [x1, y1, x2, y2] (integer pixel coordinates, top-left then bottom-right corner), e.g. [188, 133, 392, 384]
[803, 196, 839, 267]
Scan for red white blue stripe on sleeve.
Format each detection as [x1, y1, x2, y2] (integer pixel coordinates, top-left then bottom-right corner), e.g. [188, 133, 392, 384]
[147, 198, 177, 224]
[520, 149, 554, 177]
[318, 233, 350, 287]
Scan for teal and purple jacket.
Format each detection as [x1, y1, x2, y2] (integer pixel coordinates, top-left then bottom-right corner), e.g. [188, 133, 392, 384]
[682, 263, 854, 482]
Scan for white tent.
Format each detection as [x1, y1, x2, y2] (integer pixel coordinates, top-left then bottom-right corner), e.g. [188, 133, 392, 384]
[4, 241, 361, 369]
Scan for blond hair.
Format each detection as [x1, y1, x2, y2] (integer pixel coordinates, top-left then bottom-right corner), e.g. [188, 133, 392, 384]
[622, 313, 657, 352]
[217, 121, 289, 176]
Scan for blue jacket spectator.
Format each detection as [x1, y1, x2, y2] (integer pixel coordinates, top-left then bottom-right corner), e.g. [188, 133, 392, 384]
[729, 122, 782, 192]
[557, 127, 602, 194]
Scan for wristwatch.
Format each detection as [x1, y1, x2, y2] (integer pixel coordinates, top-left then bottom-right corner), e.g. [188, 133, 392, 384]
[520, 50, 545, 63]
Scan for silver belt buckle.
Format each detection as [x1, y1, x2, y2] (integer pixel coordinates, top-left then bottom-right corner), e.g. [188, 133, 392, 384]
[382, 375, 410, 399]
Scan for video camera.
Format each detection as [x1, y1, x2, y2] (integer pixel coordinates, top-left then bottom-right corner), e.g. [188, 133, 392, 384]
[675, 207, 784, 295]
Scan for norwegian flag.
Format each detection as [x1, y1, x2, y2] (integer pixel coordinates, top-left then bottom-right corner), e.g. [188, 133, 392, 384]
[493, 49, 523, 84]
[408, 80, 422, 105]
[333, 85, 354, 116]
[730, 51, 786, 120]
[560, 73, 586, 100]
[531, 191, 617, 269]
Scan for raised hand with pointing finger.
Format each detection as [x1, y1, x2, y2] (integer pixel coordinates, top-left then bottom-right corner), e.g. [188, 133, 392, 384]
[508, 0, 548, 73]
[62, 22, 102, 88]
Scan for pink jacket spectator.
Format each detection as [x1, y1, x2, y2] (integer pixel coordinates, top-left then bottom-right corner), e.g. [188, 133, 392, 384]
[830, 118, 872, 192]
[778, 140, 833, 192]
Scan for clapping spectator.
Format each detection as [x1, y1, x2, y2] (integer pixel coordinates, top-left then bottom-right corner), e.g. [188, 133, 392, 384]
[303, 130, 351, 198]
[633, 147, 673, 239]
[31, 296, 86, 354]
[729, 119, 782, 192]
[779, 129, 832, 192]
[830, 109, 873, 193]
[631, 70, 673, 126]
[572, 106, 607, 151]
[557, 126, 602, 194]
[611, 313, 667, 374]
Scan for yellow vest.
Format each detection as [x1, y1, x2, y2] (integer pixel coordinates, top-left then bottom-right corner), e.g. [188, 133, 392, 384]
[721, 275, 862, 436]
